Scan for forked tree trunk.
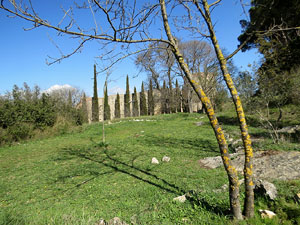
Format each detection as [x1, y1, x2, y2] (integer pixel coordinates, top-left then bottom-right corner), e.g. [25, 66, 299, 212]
[159, 0, 243, 219]
[201, 0, 254, 218]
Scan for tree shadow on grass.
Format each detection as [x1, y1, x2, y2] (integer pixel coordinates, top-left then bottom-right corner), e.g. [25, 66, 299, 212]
[217, 115, 262, 128]
[59, 144, 231, 217]
[140, 134, 219, 155]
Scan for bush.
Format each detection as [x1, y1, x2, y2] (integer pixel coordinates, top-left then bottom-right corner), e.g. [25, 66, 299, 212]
[0, 83, 85, 146]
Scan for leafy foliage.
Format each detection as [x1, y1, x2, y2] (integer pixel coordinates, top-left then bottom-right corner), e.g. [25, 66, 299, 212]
[238, 0, 300, 106]
[0, 83, 83, 145]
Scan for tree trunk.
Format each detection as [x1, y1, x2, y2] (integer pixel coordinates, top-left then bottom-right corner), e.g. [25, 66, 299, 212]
[159, 0, 243, 219]
[201, 0, 254, 218]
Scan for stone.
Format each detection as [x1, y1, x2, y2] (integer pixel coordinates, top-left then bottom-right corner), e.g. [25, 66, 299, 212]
[151, 157, 159, 164]
[107, 217, 128, 225]
[162, 156, 170, 162]
[259, 209, 276, 219]
[195, 121, 204, 126]
[254, 180, 277, 200]
[96, 219, 106, 225]
[173, 194, 186, 203]
[198, 156, 223, 169]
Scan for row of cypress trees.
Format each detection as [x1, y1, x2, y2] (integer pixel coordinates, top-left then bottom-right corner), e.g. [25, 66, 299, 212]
[121, 75, 149, 119]
[90, 65, 186, 122]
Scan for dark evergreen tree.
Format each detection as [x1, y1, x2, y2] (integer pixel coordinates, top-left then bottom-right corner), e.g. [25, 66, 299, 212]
[238, 0, 300, 105]
[140, 82, 147, 116]
[81, 92, 89, 123]
[104, 82, 111, 121]
[132, 87, 139, 117]
[114, 93, 121, 118]
[124, 75, 131, 117]
[181, 79, 190, 113]
[175, 79, 181, 112]
[92, 64, 99, 122]
[148, 79, 154, 115]
[161, 80, 167, 114]
[168, 74, 176, 113]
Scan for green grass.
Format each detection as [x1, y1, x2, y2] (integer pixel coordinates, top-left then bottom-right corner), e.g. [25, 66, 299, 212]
[0, 113, 299, 224]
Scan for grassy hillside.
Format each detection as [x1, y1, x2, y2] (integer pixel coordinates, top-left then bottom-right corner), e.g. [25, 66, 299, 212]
[0, 113, 299, 224]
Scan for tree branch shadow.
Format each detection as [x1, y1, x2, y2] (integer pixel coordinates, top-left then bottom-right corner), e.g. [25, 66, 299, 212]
[60, 144, 231, 217]
[140, 134, 219, 155]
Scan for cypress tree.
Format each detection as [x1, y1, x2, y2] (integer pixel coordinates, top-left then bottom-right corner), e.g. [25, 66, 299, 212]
[181, 79, 190, 113]
[148, 79, 154, 115]
[104, 82, 110, 121]
[114, 93, 121, 118]
[92, 64, 99, 122]
[132, 87, 139, 117]
[140, 82, 147, 116]
[161, 80, 167, 114]
[81, 92, 89, 123]
[175, 79, 181, 112]
[124, 75, 131, 117]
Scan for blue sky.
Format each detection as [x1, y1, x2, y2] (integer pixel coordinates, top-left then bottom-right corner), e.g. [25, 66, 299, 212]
[0, 0, 260, 97]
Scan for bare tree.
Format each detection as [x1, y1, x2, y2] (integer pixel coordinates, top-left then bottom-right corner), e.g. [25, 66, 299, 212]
[0, 0, 255, 219]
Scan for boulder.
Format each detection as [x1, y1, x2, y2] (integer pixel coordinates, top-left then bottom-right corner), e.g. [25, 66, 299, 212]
[198, 156, 223, 169]
[162, 156, 170, 162]
[259, 209, 276, 219]
[151, 157, 159, 164]
[173, 194, 186, 203]
[254, 180, 277, 200]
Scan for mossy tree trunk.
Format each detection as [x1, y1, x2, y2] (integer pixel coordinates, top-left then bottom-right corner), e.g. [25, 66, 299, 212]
[199, 0, 254, 218]
[160, 0, 243, 219]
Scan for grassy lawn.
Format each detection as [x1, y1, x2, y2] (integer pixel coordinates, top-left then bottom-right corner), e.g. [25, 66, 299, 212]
[0, 113, 299, 224]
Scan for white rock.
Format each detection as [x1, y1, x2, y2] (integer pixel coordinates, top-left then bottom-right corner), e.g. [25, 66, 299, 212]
[151, 157, 159, 164]
[259, 209, 276, 219]
[173, 195, 186, 203]
[255, 180, 277, 200]
[162, 156, 170, 162]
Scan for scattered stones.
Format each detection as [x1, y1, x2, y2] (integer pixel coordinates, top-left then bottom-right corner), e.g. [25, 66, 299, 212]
[259, 209, 276, 219]
[151, 157, 159, 164]
[96, 217, 129, 225]
[162, 156, 170, 162]
[173, 194, 186, 203]
[254, 180, 277, 200]
[195, 121, 204, 126]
